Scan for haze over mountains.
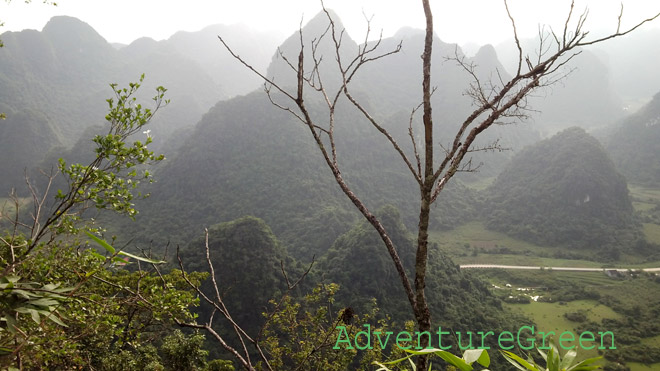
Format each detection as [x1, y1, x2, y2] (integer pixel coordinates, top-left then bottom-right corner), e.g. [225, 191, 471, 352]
[1, 11, 659, 258]
[0, 16, 278, 192]
[3, 10, 660, 369]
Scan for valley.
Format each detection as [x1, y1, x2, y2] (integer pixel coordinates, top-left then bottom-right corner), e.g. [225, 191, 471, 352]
[433, 182, 660, 370]
[2, 2, 660, 369]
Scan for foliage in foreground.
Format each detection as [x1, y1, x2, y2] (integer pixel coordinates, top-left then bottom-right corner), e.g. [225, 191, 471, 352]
[374, 342, 601, 371]
[0, 77, 230, 370]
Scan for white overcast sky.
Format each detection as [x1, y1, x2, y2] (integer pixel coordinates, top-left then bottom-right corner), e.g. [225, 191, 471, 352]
[1, 0, 659, 46]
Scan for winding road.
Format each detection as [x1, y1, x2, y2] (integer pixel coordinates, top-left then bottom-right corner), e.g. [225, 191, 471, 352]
[460, 264, 660, 272]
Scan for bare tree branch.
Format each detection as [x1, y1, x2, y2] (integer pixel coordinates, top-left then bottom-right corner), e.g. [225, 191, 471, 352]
[214, 0, 660, 369]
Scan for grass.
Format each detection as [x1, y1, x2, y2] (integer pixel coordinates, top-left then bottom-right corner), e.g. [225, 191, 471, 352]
[474, 268, 660, 369]
[644, 223, 660, 244]
[629, 184, 660, 202]
[504, 300, 618, 362]
[632, 335, 660, 371]
[642, 335, 660, 347]
[505, 300, 620, 333]
[430, 221, 639, 267]
[432, 217, 660, 267]
[460, 176, 495, 191]
[628, 183, 660, 245]
[595, 278, 660, 312]
[432, 183, 660, 369]
[634, 201, 657, 212]
[629, 362, 660, 371]
[431, 221, 550, 254]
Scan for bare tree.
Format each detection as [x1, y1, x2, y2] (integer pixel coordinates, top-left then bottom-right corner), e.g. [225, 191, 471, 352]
[172, 230, 367, 371]
[212, 1, 659, 369]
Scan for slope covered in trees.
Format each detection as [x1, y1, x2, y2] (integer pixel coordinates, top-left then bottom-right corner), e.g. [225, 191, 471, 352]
[174, 208, 526, 368]
[128, 13, 502, 260]
[483, 127, 640, 256]
[3, 4, 660, 370]
[319, 205, 516, 337]
[606, 90, 660, 185]
[0, 16, 278, 194]
[178, 216, 297, 344]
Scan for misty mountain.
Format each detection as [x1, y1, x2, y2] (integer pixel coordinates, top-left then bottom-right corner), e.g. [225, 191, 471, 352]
[0, 16, 277, 194]
[165, 23, 280, 97]
[1, 10, 655, 258]
[318, 205, 416, 320]
[0, 16, 115, 141]
[0, 106, 62, 189]
[126, 87, 479, 260]
[267, 14, 541, 181]
[496, 39, 623, 134]
[265, 9, 355, 90]
[606, 90, 660, 185]
[593, 28, 660, 108]
[0, 16, 115, 192]
[483, 127, 640, 257]
[123, 12, 517, 260]
[348, 30, 542, 180]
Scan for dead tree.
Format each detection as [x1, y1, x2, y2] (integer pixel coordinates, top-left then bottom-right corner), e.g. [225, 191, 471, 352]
[214, 0, 659, 369]
[172, 230, 319, 371]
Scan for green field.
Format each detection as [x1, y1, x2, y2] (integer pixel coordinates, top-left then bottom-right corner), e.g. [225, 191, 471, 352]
[505, 300, 619, 358]
[430, 182, 660, 266]
[473, 268, 660, 370]
[630, 184, 660, 245]
[430, 221, 660, 267]
[629, 335, 660, 370]
[644, 223, 660, 244]
[629, 363, 660, 371]
[445, 190, 660, 371]
[629, 184, 660, 203]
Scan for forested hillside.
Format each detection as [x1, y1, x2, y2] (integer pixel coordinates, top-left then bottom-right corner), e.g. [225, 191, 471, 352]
[607, 91, 660, 185]
[126, 14, 513, 258]
[483, 127, 640, 257]
[3, 4, 660, 370]
[0, 16, 278, 194]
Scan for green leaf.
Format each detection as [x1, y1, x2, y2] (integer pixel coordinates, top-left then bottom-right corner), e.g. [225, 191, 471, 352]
[568, 356, 602, 371]
[376, 353, 415, 366]
[44, 312, 67, 327]
[560, 349, 577, 370]
[117, 250, 165, 264]
[3, 315, 18, 334]
[405, 348, 473, 371]
[463, 348, 490, 367]
[11, 289, 36, 299]
[28, 308, 41, 324]
[501, 350, 537, 371]
[407, 357, 417, 371]
[6, 276, 21, 284]
[371, 362, 393, 371]
[29, 298, 59, 307]
[547, 347, 558, 371]
[536, 347, 547, 362]
[41, 283, 61, 291]
[85, 230, 115, 254]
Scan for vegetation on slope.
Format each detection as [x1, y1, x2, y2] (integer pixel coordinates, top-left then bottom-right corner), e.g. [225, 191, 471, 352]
[483, 127, 642, 258]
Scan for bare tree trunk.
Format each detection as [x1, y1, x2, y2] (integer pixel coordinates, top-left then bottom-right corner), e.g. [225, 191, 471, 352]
[414, 1, 434, 369]
[213, 2, 660, 369]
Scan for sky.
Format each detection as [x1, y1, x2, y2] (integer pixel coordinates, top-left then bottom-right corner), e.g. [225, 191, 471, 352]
[1, 0, 659, 47]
